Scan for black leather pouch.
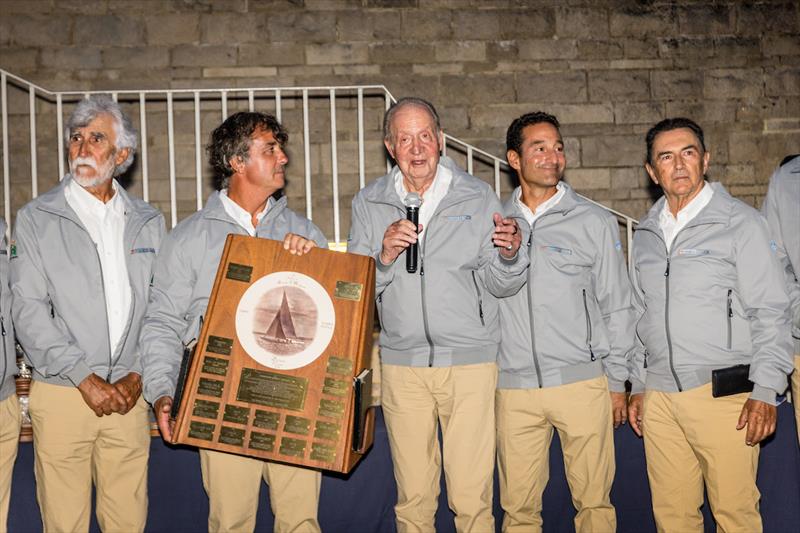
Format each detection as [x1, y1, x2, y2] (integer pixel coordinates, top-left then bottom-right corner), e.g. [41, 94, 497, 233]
[711, 364, 753, 398]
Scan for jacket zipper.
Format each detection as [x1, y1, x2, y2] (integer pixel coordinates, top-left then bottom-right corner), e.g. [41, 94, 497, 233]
[471, 271, 485, 327]
[726, 289, 733, 350]
[91, 243, 115, 382]
[0, 317, 7, 390]
[664, 256, 683, 391]
[582, 289, 596, 361]
[525, 224, 543, 387]
[420, 222, 435, 367]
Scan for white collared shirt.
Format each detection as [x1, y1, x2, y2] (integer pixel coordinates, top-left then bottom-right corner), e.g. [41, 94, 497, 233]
[514, 182, 566, 227]
[394, 163, 453, 234]
[659, 181, 714, 252]
[219, 189, 271, 236]
[64, 177, 131, 356]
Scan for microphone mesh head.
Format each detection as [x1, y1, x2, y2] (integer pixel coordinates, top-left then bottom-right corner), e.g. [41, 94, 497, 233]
[404, 192, 423, 208]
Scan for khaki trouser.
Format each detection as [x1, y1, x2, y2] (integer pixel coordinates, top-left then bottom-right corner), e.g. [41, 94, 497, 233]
[0, 394, 20, 533]
[381, 362, 497, 533]
[28, 380, 150, 533]
[496, 375, 616, 533]
[199, 449, 321, 533]
[792, 354, 800, 446]
[642, 383, 761, 533]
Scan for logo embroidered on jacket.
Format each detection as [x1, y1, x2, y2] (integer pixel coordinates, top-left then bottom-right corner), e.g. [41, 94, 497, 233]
[615, 241, 623, 251]
[540, 245, 572, 255]
[130, 247, 156, 254]
[677, 248, 710, 256]
[443, 215, 471, 221]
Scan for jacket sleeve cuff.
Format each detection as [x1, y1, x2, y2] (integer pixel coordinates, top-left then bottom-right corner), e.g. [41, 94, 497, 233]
[376, 253, 394, 271]
[498, 250, 519, 265]
[749, 384, 778, 406]
[65, 360, 95, 387]
[607, 378, 626, 393]
[630, 380, 645, 395]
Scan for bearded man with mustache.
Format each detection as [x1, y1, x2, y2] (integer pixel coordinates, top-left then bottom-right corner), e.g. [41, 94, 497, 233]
[9, 94, 165, 533]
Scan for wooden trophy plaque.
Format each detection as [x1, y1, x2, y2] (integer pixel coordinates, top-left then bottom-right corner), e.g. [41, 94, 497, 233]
[171, 234, 376, 474]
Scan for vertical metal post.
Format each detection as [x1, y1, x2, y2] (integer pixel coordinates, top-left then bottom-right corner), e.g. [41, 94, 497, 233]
[29, 87, 37, 198]
[1, 73, 9, 233]
[57, 94, 64, 179]
[139, 93, 149, 202]
[248, 90, 254, 112]
[302, 89, 312, 220]
[167, 93, 177, 228]
[494, 160, 501, 197]
[329, 89, 340, 244]
[194, 91, 203, 211]
[221, 90, 228, 120]
[357, 88, 365, 189]
[275, 90, 282, 124]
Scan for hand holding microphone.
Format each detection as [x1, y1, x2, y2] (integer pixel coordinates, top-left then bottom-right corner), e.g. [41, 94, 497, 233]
[378, 193, 423, 269]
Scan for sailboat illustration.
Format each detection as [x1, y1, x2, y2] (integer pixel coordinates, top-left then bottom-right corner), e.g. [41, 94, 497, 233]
[262, 290, 303, 345]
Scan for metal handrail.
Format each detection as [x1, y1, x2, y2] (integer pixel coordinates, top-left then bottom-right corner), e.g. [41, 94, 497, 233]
[0, 68, 638, 265]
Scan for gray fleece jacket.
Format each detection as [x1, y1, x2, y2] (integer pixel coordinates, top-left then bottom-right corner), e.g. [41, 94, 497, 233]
[347, 155, 529, 367]
[0, 219, 17, 402]
[140, 191, 327, 404]
[629, 182, 793, 404]
[10, 178, 165, 388]
[762, 155, 800, 353]
[498, 183, 637, 392]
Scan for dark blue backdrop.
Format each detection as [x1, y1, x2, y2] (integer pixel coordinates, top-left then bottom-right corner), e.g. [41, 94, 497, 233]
[9, 405, 800, 532]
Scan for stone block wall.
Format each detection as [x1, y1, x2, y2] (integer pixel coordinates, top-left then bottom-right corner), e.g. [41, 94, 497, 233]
[1, 0, 798, 237]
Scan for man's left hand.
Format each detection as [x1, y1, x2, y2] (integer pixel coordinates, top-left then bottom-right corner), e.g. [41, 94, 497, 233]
[113, 372, 142, 414]
[492, 213, 521, 258]
[283, 233, 317, 255]
[736, 398, 777, 446]
[610, 391, 627, 428]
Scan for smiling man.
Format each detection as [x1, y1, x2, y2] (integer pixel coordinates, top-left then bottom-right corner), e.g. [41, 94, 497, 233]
[496, 112, 636, 533]
[348, 97, 528, 533]
[141, 112, 327, 533]
[627, 117, 793, 532]
[10, 95, 165, 532]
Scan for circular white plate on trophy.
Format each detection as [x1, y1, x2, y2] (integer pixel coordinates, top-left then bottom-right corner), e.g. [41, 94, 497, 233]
[235, 271, 335, 370]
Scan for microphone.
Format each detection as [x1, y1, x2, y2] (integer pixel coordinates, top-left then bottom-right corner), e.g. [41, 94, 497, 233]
[404, 193, 422, 274]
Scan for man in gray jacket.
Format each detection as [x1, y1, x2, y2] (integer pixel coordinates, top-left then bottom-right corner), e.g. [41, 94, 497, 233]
[141, 111, 327, 533]
[627, 117, 793, 532]
[10, 95, 165, 532]
[762, 154, 800, 445]
[348, 97, 526, 533]
[0, 218, 17, 533]
[496, 111, 636, 533]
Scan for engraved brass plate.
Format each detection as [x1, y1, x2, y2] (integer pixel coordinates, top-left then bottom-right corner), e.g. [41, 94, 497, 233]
[311, 442, 337, 463]
[202, 356, 229, 376]
[197, 378, 224, 398]
[189, 421, 215, 441]
[206, 336, 233, 356]
[237, 368, 307, 410]
[192, 399, 220, 420]
[279, 437, 307, 458]
[318, 398, 345, 419]
[219, 426, 245, 446]
[253, 410, 280, 431]
[314, 420, 341, 441]
[284, 415, 311, 436]
[334, 281, 363, 301]
[323, 377, 348, 397]
[249, 432, 276, 452]
[226, 263, 253, 283]
[223, 405, 250, 425]
[327, 357, 353, 376]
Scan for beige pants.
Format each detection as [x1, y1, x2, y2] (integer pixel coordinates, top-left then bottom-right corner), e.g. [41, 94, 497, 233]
[0, 394, 20, 533]
[792, 354, 800, 446]
[381, 362, 497, 533]
[199, 449, 321, 533]
[28, 380, 150, 533]
[642, 383, 761, 533]
[496, 375, 616, 533]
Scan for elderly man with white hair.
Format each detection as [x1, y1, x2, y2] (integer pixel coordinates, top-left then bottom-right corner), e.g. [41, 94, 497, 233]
[10, 95, 165, 533]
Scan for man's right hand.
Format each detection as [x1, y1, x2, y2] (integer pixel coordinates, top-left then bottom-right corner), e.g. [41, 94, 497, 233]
[380, 219, 421, 266]
[154, 396, 175, 441]
[77, 373, 128, 416]
[628, 393, 644, 437]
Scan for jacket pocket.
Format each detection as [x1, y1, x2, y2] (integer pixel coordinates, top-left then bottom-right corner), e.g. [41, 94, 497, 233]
[471, 271, 485, 327]
[582, 289, 595, 361]
[726, 289, 733, 350]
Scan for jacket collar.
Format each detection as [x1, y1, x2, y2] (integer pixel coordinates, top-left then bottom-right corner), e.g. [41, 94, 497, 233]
[503, 181, 581, 221]
[202, 190, 289, 230]
[637, 181, 733, 234]
[363, 155, 483, 211]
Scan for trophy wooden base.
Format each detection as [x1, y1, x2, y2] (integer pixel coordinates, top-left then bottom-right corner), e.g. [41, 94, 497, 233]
[171, 235, 376, 473]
